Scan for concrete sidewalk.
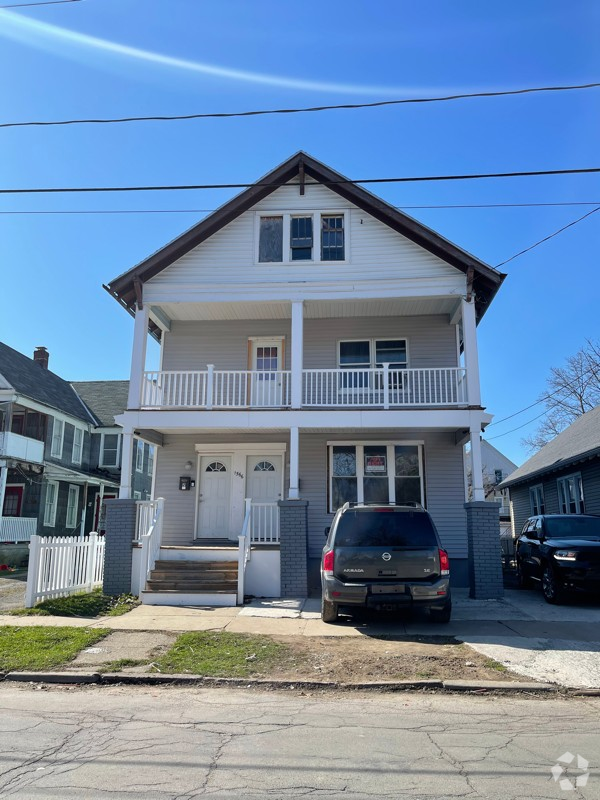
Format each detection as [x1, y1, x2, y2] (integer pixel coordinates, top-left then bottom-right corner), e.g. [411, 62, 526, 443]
[2, 590, 600, 688]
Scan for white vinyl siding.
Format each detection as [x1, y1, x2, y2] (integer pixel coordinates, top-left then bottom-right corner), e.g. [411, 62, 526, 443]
[66, 485, 79, 528]
[145, 183, 463, 294]
[44, 481, 59, 527]
[72, 427, 83, 465]
[51, 419, 64, 459]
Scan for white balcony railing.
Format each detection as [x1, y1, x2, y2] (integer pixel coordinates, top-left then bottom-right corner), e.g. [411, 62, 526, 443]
[141, 367, 468, 409]
[0, 517, 37, 543]
[0, 432, 44, 464]
[250, 502, 279, 544]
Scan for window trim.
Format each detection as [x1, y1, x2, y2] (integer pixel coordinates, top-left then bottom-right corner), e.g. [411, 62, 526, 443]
[529, 484, 545, 516]
[327, 440, 425, 513]
[99, 432, 121, 468]
[50, 419, 64, 459]
[557, 473, 585, 514]
[337, 338, 410, 370]
[44, 480, 59, 527]
[255, 210, 349, 265]
[72, 426, 84, 465]
[66, 484, 79, 529]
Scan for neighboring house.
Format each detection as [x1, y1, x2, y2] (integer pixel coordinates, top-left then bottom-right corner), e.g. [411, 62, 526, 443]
[103, 151, 506, 605]
[0, 344, 154, 543]
[465, 440, 518, 535]
[499, 405, 600, 536]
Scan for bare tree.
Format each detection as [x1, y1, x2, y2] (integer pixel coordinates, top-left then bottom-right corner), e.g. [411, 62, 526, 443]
[522, 339, 600, 452]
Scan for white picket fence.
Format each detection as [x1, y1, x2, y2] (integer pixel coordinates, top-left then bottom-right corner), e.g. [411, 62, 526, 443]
[25, 533, 105, 607]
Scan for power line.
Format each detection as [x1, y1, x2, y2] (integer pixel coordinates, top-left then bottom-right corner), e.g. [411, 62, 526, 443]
[2, 167, 600, 195]
[2, 81, 599, 129]
[484, 409, 549, 441]
[0, 0, 81, 7]
[494, 205, 600, 267]
[1, 201, 600, 215]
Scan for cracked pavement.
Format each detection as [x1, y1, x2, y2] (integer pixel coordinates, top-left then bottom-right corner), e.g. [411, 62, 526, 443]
[0, 685, 599, 798]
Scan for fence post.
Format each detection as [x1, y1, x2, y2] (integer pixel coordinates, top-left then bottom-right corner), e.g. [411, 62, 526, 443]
[86, 532, 98, 592]
[25, 535, 41, 608]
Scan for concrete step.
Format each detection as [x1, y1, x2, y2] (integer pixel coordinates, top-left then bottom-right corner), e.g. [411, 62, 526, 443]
[141, 590, 237, 607]
[146, 580, 237, 591]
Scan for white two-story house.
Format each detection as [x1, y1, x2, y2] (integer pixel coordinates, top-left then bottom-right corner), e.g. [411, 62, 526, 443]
[104, 152, 505, 606]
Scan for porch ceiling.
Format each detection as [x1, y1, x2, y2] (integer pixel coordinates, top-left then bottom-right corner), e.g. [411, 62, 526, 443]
[153, 297, 459, 323]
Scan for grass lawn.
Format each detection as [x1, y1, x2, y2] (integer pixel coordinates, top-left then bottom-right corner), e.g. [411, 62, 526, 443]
[11, 589, 140, 618]
[0, 626, 109, 672]
[154, 631, 288, 678]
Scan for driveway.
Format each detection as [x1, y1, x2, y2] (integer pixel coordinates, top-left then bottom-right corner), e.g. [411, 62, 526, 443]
[0, 571, 26, 612]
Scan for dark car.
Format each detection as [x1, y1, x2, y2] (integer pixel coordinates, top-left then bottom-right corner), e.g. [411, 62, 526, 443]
[516, 514, 600, 603]
[320, 503, 451, 623]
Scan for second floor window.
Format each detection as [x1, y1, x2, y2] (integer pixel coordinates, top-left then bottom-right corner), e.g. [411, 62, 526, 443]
[290, 216, 313, 260]
[321, 215, 344, 261]
[147, 446, 155, 476]
[72, 427, 83, 465]
[258, 216, 283, 262]
[258, 212, 346, 263]
[51, 419, 64, 459]
[100, 434, 120, 467]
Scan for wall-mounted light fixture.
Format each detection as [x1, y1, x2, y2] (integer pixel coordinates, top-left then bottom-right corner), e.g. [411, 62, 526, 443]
[184, 460, 193, 471]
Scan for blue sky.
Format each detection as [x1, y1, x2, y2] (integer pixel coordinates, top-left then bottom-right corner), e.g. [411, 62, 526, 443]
[1, 0, 598, 466]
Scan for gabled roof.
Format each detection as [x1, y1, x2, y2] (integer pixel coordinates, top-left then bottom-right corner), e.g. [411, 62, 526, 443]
[71, 381, 129, 427]
[499, 405, 600, 489]
[0, 341, 94, 424]
[105, 151, 505, 328]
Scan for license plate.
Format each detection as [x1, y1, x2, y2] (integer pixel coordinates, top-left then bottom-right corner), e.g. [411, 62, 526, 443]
[372, 585, 405, 594]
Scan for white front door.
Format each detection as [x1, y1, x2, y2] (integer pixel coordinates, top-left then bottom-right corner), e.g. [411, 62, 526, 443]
[246, 455, 282, 543]
[250, 339, 283, 407]
[197, 456, 231, 538]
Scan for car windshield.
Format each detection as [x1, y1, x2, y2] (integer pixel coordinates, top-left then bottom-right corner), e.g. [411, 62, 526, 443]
[334, 510, 438, 547]
[544, 517, 600, 539]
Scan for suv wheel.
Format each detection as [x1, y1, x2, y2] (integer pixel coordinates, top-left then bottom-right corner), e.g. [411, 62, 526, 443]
[542, 565, 564, 605]
[321, 597, 339, 624]
[429, 602, 452, 624]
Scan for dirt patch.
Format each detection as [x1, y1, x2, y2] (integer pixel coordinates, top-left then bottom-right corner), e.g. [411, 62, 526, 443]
[0, 572, 27, 612]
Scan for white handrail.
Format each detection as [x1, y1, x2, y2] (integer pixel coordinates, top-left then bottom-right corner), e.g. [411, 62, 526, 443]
[138, 497, 164, 595]
[135, 500, 158, 542]
[237, 498, 252, 604]
[250, 502, 279, 543]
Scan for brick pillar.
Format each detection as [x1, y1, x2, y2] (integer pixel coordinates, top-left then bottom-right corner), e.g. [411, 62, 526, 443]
[465, 501, 504, 599]
[278, 499, 309, 598]
[102, 498, 137, 596]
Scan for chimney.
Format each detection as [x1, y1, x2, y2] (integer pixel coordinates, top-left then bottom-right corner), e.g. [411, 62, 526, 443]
[33, 346, 49, 369]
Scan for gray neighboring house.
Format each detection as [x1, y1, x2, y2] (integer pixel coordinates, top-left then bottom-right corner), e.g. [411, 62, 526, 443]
[499, 405, 600, 536]
[0, 343, 155, 545]
[465, 440, 518, 534]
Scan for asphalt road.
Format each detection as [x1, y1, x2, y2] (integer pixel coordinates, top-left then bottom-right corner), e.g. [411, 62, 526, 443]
[0, 685, 599, 799]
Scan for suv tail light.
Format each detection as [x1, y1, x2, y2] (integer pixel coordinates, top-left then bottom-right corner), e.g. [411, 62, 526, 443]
[439, 549, 450, 576]
[323, 550, 335, 575]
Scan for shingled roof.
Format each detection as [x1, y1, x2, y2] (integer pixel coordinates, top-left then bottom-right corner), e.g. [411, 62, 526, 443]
[498, 405, 600, 489]
[71, 381, 129, 427]
[0, 341, 94, 423]
[105, 151, 506, 333]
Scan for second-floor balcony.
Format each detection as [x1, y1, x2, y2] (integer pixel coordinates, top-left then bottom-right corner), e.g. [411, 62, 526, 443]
[140, 366, 469, 410]
[0, 431, 45, 464]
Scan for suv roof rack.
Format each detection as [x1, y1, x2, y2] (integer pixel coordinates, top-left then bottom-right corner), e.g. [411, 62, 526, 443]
[341, 501, 424, 510]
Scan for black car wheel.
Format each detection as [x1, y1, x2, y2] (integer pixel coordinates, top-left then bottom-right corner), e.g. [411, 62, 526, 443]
[321, 597, 339, 623]
[542, 565, 564, 605]
[429, 602, 452, 624]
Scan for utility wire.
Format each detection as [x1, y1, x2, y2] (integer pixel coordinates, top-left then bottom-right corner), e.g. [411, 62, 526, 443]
[2, 81, 599, 128]
[494, 204, 600, 267]
[1, 201, 600, 215]
[2, 167, 600, 195]
[484, 409, 549, 441]
[0, 0, 80, 7]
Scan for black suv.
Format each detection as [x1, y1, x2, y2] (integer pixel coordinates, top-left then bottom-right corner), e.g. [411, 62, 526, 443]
[321, 503, 451, 623]
[516, 514, 600, 603]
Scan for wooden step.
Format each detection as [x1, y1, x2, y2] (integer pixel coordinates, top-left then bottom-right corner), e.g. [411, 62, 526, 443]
[146, 580, 237, 591]
[153, 560, 238, 571]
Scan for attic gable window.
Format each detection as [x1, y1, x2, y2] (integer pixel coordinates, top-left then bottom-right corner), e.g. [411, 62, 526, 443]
[258, 216, 283, 262]
[321, 215, 344, 261]
[290, 216, 313, 260]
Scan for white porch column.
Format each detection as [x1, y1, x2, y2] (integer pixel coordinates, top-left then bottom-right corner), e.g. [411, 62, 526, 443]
[127, 303, 150, 409]
[288, 426, 300, 500]
[461, 298, 481, 407]
[290, 301, 304, 409]
[470, 424, 485, 502]
[119, 431, 134, 499]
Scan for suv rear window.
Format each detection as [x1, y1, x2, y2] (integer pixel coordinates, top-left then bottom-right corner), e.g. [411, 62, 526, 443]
[334, 510, 438, 547]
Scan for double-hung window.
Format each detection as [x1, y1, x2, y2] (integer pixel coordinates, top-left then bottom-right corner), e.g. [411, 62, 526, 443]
[135, 440, 144, 473]
[329, 442, 424, 512]
[529, 484, 545, 515]
[338, 339, 407, 392]
[258, 212, 346, 263]
[557, 474, 585, 514]
[51, 419, 64, 459]
[66, 485, 79, 528]
[44, 481, 58, 527]
[147, 446, 155, 477]
[100, 433, 120, 468]
[72, 427, 83, 465]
